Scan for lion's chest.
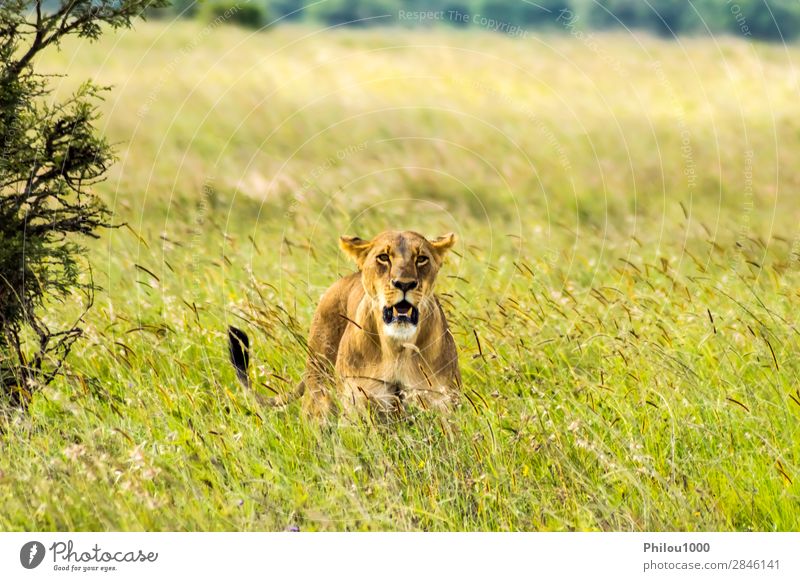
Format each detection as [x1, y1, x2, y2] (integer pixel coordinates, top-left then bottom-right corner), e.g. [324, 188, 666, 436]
[337, 344, 449, 411]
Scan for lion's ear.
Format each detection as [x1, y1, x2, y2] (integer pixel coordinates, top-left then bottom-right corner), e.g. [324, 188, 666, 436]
[429, 232, 456, 260]
[339, 235, 373, 267]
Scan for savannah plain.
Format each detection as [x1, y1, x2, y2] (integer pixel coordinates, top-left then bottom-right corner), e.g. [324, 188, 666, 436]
[1, 19, 799, 530]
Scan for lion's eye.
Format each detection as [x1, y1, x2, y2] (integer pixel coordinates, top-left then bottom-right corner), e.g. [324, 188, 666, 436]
[377, 253, 390, 264]
[416, 255, 429, 266]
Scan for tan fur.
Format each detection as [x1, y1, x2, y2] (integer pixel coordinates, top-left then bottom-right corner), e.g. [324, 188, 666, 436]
[300, 230, 461, 415]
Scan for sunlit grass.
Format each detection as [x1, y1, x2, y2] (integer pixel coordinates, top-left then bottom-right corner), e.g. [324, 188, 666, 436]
[0, 20, 798, 530]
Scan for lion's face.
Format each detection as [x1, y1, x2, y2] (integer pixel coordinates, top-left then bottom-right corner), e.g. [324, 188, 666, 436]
[340, 230, 456, 341]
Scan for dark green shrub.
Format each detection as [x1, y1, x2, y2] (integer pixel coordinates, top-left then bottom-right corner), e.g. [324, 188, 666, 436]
[307, 0, 395, 27]
[199, 0, 269, 30]
[0, 0, 166, 408]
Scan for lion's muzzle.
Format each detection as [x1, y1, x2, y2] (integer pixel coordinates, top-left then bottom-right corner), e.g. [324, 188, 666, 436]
[382, 299, 419, 326]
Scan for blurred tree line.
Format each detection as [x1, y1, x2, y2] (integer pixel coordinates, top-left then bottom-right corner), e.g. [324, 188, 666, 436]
[152, 0, 800, 41]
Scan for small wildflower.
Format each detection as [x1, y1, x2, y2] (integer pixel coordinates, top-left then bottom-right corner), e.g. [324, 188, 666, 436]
[142, 467, 160, 480]
[129, 445, 146, 468]
[64, 444, 87, 461]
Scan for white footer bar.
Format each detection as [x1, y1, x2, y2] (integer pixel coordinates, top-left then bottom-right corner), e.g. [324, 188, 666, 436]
[1, 532, 797, 580]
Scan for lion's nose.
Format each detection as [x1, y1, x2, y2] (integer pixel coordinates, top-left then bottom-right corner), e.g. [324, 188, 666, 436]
[392, 280, 418, 293]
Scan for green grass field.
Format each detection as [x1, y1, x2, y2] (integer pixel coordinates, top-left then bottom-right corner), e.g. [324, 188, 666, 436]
[1, 20, 799, 531]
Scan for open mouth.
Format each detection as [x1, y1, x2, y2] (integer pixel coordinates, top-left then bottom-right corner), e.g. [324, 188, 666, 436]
[382, 300, 419, 326]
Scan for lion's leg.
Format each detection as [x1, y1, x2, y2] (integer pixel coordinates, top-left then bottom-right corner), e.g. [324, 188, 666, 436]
[301, 280, 352, 414]
[301, 348, 339, 416]
[405, 382, 453, 411]
[340, 377, 402, 414]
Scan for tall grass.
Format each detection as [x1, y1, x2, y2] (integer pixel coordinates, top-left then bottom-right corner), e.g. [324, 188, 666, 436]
[0, 21, 798, 530]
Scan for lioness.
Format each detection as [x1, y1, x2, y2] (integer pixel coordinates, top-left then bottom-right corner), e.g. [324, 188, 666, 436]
[229, 230, 461, 414]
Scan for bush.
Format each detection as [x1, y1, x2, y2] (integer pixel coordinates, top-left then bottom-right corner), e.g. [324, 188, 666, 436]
[199, 1, 269, 30]
[147, 0, 199, 20]
[0, 0, 166, 408]
[307, 0, 396, 27]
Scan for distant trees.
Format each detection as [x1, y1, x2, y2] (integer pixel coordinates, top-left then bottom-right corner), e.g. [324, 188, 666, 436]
[307, 0, 397, 26]
[722, 0, 800, 40]
[153, 1, 800, 41]
[157, 0, 800, 41]
[270, 0, 305, 22]
[589, 0, 800, 40]
[482, 0, 571, 28]
[589, 0, 693, 36]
